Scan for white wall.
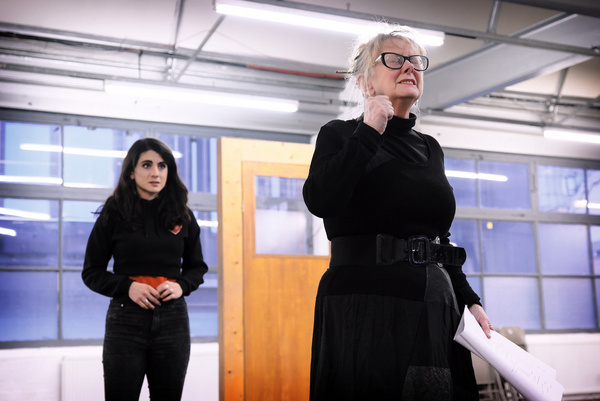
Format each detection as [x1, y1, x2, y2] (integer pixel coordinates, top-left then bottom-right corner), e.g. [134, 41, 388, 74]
[0, 335, 599, 400]
[0, 343, 218, 401]
[526, 334, 600, 396]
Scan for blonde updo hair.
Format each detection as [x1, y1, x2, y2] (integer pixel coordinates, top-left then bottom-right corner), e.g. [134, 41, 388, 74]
[341, 24, 427, 118]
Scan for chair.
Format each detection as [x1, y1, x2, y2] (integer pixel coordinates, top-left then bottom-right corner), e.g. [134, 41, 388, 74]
[498, 327, 528, 401]
[499, 326, 527, 351]
[472, 353, 507, 401]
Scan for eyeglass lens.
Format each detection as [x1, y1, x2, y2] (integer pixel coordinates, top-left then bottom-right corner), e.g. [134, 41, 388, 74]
[381, 53, 429, 71]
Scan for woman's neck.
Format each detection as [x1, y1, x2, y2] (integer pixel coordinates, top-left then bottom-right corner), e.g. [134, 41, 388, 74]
[392, 99, 416, 119]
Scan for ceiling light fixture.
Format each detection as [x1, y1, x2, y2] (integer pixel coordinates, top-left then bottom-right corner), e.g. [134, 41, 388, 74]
[215, 0, 445, 46]
[544, 128, 600, 145]
[445, 170, 508, 182]
[105, 81, 299, 113]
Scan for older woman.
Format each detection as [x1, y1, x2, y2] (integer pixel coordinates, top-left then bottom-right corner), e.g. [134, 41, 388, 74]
[303, 26, 492, 401]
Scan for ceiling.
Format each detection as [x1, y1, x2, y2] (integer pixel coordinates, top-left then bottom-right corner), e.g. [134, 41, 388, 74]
[0, 0, 599, 137]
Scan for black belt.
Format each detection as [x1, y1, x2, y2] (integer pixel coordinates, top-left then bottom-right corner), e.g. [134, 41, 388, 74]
[330, 234, 466, 267]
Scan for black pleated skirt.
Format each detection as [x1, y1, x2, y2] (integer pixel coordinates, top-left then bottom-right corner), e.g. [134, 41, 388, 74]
[309, 262, 478, 401]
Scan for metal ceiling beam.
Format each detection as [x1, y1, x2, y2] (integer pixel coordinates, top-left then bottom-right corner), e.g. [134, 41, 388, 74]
[557, 95, 600, 124]
[500, 0, 600, 19]
[487, 0, 502, 34]
[162, 0, 187, 80]
[423, 109, 600, 133]
[171, 14, 225, 82]
[419, 14, 600, 111]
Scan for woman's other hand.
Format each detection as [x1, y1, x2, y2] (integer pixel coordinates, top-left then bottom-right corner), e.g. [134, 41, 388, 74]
[363, 95, 394, 134]
[129, 282, 161, 309]
[158, 281, 182, 301]
[469, 304, 494, 339]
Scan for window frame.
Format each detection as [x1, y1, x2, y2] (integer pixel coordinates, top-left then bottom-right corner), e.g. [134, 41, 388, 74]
[1, 109, 599, 348]
[0, 109, 310, 348]
[446, 148, 600, 333]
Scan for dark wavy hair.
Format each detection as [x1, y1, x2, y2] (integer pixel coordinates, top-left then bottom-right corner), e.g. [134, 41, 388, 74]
[97, 138, 190, 229]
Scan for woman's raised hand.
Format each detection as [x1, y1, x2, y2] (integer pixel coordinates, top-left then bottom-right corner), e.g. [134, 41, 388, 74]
[363, 95, 394, 134]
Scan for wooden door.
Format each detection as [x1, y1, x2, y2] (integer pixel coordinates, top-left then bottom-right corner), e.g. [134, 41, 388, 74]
[218, 138, 329, 401]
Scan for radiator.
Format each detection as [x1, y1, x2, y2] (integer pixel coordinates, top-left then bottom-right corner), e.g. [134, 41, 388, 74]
[60, 356, 104, 401]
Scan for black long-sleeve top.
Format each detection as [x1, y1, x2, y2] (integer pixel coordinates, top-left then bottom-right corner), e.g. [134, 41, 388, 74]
[303, 114, 480, 307]
[82, 197, 208, 298]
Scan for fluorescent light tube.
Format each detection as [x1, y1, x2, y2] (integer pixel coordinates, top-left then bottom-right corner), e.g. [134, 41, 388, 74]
[0, 175, 63, 185]
[20, 144, 183, 159]
[544, 129, 600, 144]
[0, 207, 51, 220]
[197, 219, 219, 228]
[105, 81, 299, 113]
[215, 0, 444, 46]
[445, 170, 508, 182]
[573, 200, 600, 210]
[0, 227, 17, 237]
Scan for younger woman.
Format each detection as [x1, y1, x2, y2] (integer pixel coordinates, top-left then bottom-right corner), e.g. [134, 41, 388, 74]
[83, 138, 208, 401]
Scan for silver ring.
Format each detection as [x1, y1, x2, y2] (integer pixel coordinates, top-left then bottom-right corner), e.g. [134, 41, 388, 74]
[145, 299, 149, 303]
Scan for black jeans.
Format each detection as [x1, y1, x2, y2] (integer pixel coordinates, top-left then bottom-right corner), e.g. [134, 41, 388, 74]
[102, 297, 191, 401]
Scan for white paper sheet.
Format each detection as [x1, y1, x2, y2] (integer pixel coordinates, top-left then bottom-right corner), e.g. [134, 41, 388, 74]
[454, 306, 564, 401]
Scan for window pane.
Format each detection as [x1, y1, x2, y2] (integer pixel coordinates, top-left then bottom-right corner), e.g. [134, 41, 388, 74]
[445, 158, 477, 208]
[466, 276, 481, 300]
[588, 169, 600, 215]
[187, 272, 218, 337]
[592, 226, 600, 275]
[63, 126, 140, 188]
[0, 198, 59, 267]
[449, 219, 480, 274]
[479, 161, 530, 210]
[255, 176, 328, 256]
[159, 135, 217, 194]
[543, 278, 595, 329]
[194, 210, 218, 268]
[62, 271, 108, 340]
[483, 277, 541, 330]
[0, 272, 58, 341]
[539, 223, 589, 275]
[537, 165, 586, 214]
[596, 279, 600, 328]
[481, 221, 536, 273]
[63, 201, 102, 268]
[0, 121, 62, 185]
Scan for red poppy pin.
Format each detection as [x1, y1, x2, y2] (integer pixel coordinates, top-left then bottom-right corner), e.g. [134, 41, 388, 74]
[170, 225, 182, 235]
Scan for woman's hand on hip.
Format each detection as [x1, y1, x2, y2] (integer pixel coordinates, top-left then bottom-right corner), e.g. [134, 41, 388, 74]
[129, 282, 161, 309]
[469, 303, 494, 339]
[363, 95, 394, 134]
[158, 281, 182, 301]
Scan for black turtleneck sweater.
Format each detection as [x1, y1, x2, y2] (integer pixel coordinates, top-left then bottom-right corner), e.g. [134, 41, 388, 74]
[82, 198, 208, 298]
[303, 114, 480, 307]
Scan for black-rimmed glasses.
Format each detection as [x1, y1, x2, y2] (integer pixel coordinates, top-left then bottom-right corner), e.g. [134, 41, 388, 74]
[374, 53, 429, 71]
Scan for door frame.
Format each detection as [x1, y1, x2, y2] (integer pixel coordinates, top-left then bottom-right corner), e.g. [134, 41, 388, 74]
[217, 137, 322, 401]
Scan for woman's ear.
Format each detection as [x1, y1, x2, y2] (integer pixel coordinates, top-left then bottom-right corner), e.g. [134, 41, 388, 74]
[356, 75, 370, 98]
